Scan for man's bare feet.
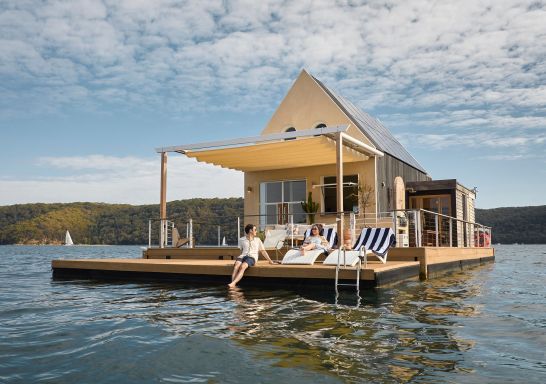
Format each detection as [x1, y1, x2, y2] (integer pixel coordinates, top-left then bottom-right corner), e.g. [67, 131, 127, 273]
[228, 283, 236, 288]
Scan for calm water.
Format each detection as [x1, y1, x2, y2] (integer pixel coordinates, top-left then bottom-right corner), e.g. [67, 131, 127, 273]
[0, 245, 545, 383]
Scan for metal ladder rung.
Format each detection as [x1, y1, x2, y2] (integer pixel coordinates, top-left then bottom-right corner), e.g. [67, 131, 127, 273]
[334, 248, 364, 292]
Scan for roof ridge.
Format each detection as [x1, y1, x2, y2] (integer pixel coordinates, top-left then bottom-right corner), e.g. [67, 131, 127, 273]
[310, 74, 427, 174]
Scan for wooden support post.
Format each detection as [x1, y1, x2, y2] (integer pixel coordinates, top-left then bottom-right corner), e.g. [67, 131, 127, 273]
[336, 132, 344, 248]
[160, 152, 167, 247]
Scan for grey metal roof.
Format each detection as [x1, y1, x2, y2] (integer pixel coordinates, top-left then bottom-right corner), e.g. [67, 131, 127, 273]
[313, 76, 428, 174]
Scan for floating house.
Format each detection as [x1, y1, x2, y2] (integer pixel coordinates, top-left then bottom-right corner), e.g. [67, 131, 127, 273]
[52, 70, 494, 288]
[156, 70, 480, 247]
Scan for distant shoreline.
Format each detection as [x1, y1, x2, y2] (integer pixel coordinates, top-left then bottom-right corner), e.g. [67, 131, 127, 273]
[1, 243, 152, 248]
[0, 200, 544, 245]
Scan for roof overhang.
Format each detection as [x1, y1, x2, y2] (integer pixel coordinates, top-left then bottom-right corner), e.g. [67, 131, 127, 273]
[155, 125, 384, 172]
[186, 136, 371, 172]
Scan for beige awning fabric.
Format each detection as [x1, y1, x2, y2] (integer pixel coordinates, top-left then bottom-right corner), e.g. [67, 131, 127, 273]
[183, 136, 370, 172]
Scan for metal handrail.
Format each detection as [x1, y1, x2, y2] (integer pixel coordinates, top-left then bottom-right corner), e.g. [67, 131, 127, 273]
[147, 219, 175, 248]
[390, 209, 492, 248]
[393, 208, 492, 229]
[146, 209, 492, 249]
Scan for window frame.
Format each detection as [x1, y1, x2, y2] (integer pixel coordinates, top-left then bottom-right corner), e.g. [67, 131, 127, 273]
[313, 123, 326, 137]
[259, 179, 307, 227]
[321, 174, 359, 214]
[284, 126, 296, 141]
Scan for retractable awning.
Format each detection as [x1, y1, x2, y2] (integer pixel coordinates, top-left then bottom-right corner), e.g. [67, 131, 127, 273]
[155, 125, 383, 172]
[184, 136, 368, 172]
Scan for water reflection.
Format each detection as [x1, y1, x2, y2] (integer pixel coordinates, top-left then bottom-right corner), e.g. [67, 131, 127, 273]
[49, 268, 489, 383]
[12, 245, 538, 383]
[5, 244, 546, 383]
[212, 267, 491, 383]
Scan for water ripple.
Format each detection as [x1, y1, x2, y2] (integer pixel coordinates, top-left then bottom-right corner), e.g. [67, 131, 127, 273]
[0, 245, 545, 383]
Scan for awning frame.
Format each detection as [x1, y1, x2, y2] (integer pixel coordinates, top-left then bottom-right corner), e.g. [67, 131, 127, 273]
[155, 124, 384, 158]
[156, 125, 384, 248]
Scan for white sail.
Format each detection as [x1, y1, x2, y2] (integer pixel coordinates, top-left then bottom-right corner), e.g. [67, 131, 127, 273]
[64, 230, 74, 246]
[222, 236, 227, 246]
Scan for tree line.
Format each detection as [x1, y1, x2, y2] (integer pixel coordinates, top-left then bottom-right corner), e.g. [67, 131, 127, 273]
[0, 200, 544, 245]
[475, 205, 546, 244]
[0, 199, 243, 245]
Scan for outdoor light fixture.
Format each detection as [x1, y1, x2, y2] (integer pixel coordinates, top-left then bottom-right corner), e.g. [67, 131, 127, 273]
[246, 186, 253, 193]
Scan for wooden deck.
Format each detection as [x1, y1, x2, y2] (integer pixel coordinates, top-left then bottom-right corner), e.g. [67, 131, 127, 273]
[143, 246, 495, 279]
[51, 246, 494, 288]
[52, 258, 420, 288]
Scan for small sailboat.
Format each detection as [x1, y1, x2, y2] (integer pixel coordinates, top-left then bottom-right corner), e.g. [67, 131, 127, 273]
[222, 236, 227, 246]
[64, 230, 74, 246]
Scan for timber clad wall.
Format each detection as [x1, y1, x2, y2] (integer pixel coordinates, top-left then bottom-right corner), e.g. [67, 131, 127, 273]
[468, 197, 475, 223]
[376, 154, 431, 212]
[455, 184, 476, 246]
[455, 193, 468, 246]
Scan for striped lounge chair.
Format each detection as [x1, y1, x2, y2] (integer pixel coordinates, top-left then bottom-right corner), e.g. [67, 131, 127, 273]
[324, 227, 396, 266]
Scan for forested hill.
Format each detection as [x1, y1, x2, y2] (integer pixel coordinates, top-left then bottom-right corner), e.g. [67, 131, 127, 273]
[475, 205, 546, 244]
[0, 200, 544, 245]
[0, 199, 243, 245]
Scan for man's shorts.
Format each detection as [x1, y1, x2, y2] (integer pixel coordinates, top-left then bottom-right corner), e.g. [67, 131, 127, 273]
[237, 256, 255, 267]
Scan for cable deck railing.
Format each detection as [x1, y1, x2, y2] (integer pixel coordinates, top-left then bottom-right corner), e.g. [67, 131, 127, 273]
[148, 209, 492, 250]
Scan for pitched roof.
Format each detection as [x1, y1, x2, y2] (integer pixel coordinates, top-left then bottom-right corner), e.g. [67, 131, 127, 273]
[312, 75, 428, 174]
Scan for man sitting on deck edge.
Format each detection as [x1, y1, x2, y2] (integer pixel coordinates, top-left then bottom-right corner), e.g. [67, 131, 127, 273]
[228, 224, 277, 288]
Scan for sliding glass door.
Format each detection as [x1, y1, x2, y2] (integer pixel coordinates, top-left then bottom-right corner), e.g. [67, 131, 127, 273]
[260, 180, 306, 228]
[410, 195, 451, 246]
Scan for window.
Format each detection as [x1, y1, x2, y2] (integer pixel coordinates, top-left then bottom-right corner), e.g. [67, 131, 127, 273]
[323, 175, 359, 213]
[284, 127, 296, 141]
[314, 123, 326, 137]
[260, 180, 306, 227]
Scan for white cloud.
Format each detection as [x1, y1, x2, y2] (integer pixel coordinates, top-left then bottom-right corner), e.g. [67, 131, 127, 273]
[38, 155, 150, 171]
[0, 0, 545, 168]
[0, 154, 243, 205]
[1, 0, 543, 114]
[397, 132, 546, 150]
[474, 154, 542, 161]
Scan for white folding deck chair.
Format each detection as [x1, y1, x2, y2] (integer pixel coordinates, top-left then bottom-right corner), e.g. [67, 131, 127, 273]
[281, 248, 326, 265]
[263, 229, 287, 259]
[323, 248, 372, 267]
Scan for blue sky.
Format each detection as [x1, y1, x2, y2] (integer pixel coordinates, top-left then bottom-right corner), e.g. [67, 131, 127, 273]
[1, 0, 545, 209]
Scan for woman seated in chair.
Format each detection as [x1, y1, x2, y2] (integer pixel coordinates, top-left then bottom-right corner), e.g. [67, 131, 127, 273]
[299, 225, 330, 255]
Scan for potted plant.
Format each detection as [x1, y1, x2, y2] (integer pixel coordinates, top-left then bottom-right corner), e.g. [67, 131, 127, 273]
[348, 181, 374, 215]
[301, 192, 319, 224]
[359, 182, 374, 216]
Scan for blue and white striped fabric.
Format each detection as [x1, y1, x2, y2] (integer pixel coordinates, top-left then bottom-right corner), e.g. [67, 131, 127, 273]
[303, 226, 338, 249]
[353, 227, 396, 257]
